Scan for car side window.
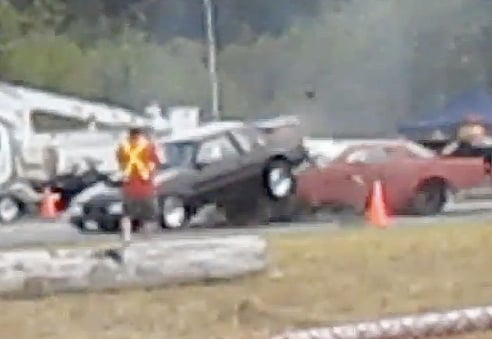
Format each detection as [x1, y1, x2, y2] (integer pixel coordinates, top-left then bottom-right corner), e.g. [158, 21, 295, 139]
[196, 135, 239, 164]
[197, 140, 222, 164]
[232, 128, 267, 152]
[230, 129, 256, 152]
[219, 135, 240, 159]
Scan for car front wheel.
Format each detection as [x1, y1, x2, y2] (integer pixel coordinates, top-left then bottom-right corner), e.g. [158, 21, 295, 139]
[411, 181, 447, 216]
[265, 160, 295, 200]
[160, 196, 190, 229]
[0, 195, 22, 224]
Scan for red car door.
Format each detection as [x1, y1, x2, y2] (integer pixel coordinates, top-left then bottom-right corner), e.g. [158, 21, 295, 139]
[313, 163, 368, 211]
[342, 163, 386, 209]
[377, 157, 419, 213]
[319, 147, 388, 211]
[337, 146, 395, 211]
[375, 144, 432, 213]
[297, 146, 396, 212]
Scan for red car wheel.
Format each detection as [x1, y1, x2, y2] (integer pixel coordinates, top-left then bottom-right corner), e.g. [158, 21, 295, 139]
[411, 180, 447, 216]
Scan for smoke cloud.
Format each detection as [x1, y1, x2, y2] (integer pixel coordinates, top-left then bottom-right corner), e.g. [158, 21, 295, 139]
[214, 0, 492, 135]
[13, 0, 492, 136]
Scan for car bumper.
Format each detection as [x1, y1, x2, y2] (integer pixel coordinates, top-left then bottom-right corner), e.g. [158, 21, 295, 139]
[286, 146, 309, 166]
[69, 210, 122, 232]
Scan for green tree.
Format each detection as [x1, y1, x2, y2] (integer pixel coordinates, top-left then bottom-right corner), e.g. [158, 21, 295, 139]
[0, 33, 84, 89]
[1, 0, 492, 134]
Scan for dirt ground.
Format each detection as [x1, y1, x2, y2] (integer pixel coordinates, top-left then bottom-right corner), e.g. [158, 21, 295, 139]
[1, 223, 492, 339]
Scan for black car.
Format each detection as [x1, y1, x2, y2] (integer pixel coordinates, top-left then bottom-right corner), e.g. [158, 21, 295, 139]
[69, 120, 307, 231]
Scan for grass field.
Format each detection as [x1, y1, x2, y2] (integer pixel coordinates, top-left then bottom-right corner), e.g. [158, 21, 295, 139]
[2, 223, 492, 339]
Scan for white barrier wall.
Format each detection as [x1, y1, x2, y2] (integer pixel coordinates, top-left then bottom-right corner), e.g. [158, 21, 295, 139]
[0, 236, 267, 298]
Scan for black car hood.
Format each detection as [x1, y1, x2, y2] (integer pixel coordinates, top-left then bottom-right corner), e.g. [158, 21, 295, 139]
[70, 181, 120, 206]
[87, 191, 121, 203]
[72, 167, 185, 207]
[153, 167, 185, 185]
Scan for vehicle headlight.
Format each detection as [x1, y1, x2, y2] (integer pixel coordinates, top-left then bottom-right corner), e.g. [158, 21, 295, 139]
[68, 204, 82, 216]
[108, 202, 123, 214]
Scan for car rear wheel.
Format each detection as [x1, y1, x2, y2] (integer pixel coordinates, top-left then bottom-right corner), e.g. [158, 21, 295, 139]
[265, 160, 295, 200]
[411, 181, 447, 216]
[99, 220, 120, 233]
[160, 196, 190, 229]
[0, 195, 22, 224]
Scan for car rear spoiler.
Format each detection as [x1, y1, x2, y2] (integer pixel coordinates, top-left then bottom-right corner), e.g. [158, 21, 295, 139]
[252, 115, 301, 131]
[252, 116, 303, 144]
[253, 115, 302, 141]
[252, 116, 308, 164]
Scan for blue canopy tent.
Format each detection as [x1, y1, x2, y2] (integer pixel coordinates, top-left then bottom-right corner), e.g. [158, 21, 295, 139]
[398, 87, 492, 139]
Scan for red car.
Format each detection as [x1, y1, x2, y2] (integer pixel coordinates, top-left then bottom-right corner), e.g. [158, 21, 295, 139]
[296, 140, 491, 215]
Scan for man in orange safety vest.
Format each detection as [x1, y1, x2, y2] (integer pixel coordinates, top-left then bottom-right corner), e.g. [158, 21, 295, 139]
[116, 127, 161, 232]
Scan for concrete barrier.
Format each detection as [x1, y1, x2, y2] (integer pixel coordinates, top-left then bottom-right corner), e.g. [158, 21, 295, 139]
[0, 235, 267, 298]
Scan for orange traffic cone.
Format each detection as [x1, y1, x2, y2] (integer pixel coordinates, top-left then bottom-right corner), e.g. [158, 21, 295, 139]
[40, 188, 60, 219]
[365, 180, 390, 228]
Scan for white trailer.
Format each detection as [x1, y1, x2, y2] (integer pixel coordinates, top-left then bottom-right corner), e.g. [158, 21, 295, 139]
[0, 83, 171, 223]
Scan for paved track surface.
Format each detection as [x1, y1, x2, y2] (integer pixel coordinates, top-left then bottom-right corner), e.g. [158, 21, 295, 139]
[1, 200, 492, 249]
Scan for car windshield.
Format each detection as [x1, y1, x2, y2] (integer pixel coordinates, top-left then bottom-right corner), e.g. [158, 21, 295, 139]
[163, 142, 196, 168]
[403, 141, 436, 158]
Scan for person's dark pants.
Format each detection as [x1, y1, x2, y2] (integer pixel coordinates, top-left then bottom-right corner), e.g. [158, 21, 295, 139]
[122, 196, 157, 232]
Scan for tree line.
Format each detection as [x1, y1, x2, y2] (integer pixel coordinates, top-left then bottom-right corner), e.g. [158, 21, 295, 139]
[1, 0, 492, 134]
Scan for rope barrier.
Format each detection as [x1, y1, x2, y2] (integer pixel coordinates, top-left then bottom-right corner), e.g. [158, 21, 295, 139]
[271, 305, 492, 339]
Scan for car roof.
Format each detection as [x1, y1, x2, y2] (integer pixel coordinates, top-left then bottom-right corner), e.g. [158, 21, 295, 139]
[340, 139, 419, 149]
[338, 139, 435, 158]
[162, 121, 245, 143]
[254, 115, 300, 129]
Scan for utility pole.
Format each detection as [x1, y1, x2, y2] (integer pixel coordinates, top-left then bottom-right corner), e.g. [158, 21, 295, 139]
[203, 0, 220, 120]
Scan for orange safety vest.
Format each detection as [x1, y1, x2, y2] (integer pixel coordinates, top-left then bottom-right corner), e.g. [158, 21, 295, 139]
[119, 137, 156, 181]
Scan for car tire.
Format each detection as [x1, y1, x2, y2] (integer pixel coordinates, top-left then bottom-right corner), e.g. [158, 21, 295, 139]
[411, 181, 447, 216]
[70, 217, 85, 232]
[0, 195, 22, 224]
[78, 219, 101, 233]
[160, 196, 190, 230]
[264, 160, 296, 201]
[99, 220, 120, 233]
